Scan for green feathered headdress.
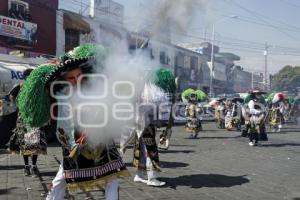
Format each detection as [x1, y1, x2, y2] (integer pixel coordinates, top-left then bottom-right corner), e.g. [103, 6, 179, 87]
[265, 92, 275, 104]
[17, 64, 58, 127]
[181, 88, 208, 102]
[288, 96, 295, 104]
[146, 68, 176, 94]
[46, 43, 108, 84]
[195, 89, 208, 102]
[244, 93, 266, 104]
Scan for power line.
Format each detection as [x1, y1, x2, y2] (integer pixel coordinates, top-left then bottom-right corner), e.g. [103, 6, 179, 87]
[203, 2, 300, 32]
[172, 29, 300, 57]
[67, 0, 121, 16]
[277, 0, 300, 8]
[189, 27, 300, 53]
[226, 0, 300, 42]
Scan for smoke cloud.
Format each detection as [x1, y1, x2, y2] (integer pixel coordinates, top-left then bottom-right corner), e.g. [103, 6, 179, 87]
[69, 41, 161, 145]
[66, 0, 209, 146]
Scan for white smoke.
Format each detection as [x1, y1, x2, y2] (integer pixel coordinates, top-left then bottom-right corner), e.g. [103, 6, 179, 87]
[66, 0, 209, 146]
[129, 0, 208, 41]
[69, 41, 162, 145]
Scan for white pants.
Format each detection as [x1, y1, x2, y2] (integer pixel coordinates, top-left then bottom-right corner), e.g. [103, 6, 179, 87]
[137, 169, 155, 181]
[46, 164, 119, 200]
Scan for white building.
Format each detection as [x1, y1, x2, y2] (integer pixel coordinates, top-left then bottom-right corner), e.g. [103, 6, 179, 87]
[56, 0, 212, 94]
[56, 0, 126, 55]
[127, 33, 211, 93]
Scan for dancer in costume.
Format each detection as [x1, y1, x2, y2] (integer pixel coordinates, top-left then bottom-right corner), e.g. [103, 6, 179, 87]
[224, 99, 235, 131]
[133, 68, 176, 187]
[269, 102, 282, 132]
[244, 89, 268, 146]
[181, 89, 207, 138]
[215, 98, 226, 129]
[17, 44, 129, 200]
[224, 98, 243, 131]
[289, 97, 300, 124]
[7, 68, 47, 177]
[184, 92, 203, 138]
[268, 92, 286, 132]
[281, 99, 291, 122]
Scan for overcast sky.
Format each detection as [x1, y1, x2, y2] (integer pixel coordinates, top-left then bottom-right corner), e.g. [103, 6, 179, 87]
[60, 0, 300, 74]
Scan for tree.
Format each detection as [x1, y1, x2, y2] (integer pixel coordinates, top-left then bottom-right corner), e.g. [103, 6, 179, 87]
[271, 65, 300, 94]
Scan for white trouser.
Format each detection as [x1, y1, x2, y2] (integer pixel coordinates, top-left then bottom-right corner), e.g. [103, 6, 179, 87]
[46, 164, 119, 200]
[146, 156, 156, 181]
[105, 179, 119, 200]
[136, 168, 156, 181]
[46, 164, 66, 200]
[136, 143, 156, 181]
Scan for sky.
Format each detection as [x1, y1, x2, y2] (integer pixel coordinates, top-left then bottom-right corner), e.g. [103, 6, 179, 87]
[60, 0, 300, 75]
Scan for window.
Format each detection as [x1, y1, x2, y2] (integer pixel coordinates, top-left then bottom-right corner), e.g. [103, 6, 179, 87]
[160, 50, 169, 65]
[8, 0, 29, 20]
[175, 52, 184, 67]
[160, 51, 166, 64]
[65, 29, 80, 52]
[190, 56, 198, 70]
[150, 48, 154, 59]
[189, 56, 199, 82]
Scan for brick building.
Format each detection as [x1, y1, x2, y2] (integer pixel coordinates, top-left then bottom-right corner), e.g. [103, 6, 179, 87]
[0, 0, 58, 57]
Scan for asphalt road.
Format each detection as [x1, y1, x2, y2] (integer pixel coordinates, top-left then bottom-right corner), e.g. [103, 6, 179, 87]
[0, 121, 299, 200]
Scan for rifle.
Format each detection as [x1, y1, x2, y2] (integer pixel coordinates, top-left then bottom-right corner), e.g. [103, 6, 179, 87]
[158, 94, 175, 150]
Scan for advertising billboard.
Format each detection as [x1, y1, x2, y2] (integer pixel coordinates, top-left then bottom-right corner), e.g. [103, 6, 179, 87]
[0, 15, 37, 42]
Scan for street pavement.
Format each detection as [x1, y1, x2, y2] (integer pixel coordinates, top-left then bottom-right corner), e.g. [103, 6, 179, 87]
[0, 121, 300, 200]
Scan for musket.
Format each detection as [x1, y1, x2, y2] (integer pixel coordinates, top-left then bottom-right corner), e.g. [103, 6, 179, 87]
[159, 94, 175, 150]
[119, 126, 136, 155]
[262, 108, 270, 125]
[69, 134, 87, 160]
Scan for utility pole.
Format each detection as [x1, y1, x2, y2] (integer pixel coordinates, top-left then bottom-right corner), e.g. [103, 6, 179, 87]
[251, 71, 254, 89]
[203, 28, 207, 41]
[264, 43, 269, 91]
[209, 15, 238, 97]
[209, 24, 215, 98]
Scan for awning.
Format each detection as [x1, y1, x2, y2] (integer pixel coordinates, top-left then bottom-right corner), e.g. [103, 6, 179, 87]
[63, 12, 91, 33]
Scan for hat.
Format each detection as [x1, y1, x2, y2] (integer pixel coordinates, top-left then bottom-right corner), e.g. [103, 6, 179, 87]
[17, 44, 108, 127]
[17, 64, 58, 127]
[146, 68, 176, 94]
[248, 88, 266, 95]
[45, 43, 108, 85]
[23, 68, 34, 79]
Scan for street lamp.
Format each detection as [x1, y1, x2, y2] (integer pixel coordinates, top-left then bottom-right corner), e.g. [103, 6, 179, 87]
[209, 15, 238, 97]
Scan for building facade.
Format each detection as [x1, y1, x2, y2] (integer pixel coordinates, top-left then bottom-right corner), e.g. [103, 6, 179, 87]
[0, 0, 58, 56]
[56, 0, 126, 56]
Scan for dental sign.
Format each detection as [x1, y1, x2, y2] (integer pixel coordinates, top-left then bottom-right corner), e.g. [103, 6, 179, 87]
[0, 15, 37, 41]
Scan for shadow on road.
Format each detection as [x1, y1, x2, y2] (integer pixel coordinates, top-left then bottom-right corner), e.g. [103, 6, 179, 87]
[261, 143, 300, 147]
[126, 161, 189, 169]
[160, 161, 189, 168]
[267, 129, 300, 134]
[0, 165, 23, 170]
[0, 149, 8, 154]
[169, 145, 197, 148]
[40, 171, 57, 177]
[0, 187, 17, 195]
[184, 135, 242, 140]
[159, 150, 195, 154]
[160, 174, 249, 189]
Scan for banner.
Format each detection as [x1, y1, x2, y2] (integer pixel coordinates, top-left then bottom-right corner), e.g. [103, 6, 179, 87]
[0, 15, 37, 42]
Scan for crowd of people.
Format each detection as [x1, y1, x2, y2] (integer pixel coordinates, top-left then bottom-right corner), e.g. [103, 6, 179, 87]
[5, 44, 177, 199]
[3, 43, 299, 200]
[210, 89, 299, 146]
